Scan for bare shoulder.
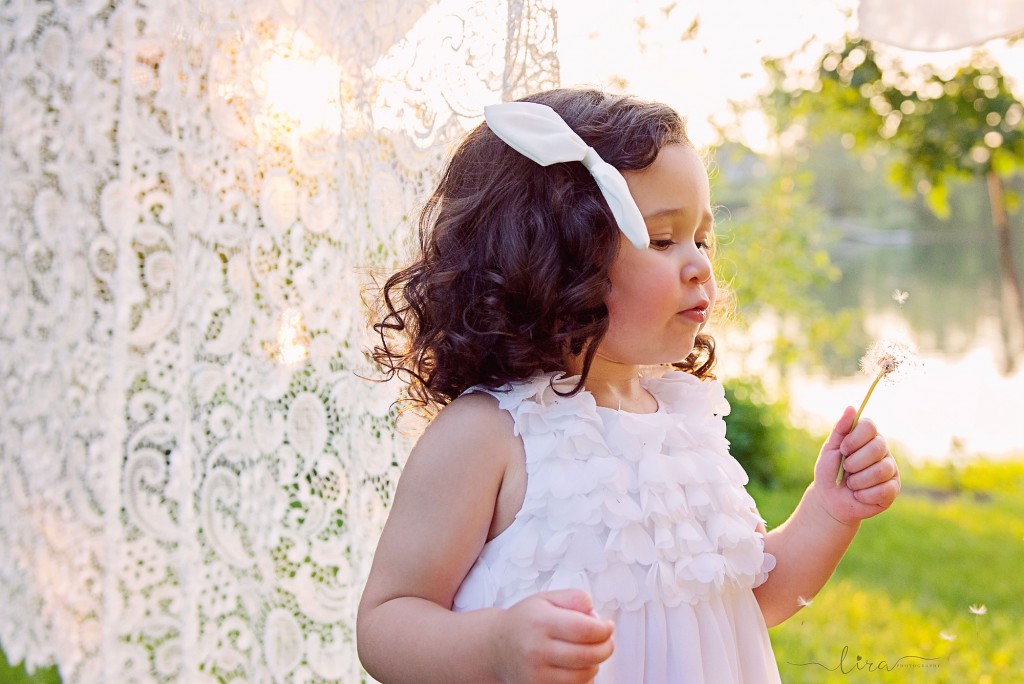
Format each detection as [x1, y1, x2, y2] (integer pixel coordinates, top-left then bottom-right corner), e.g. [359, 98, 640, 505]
[429, 389, 512, 428]
[397, 389, 526, 515]
[407, 391, 517, 468]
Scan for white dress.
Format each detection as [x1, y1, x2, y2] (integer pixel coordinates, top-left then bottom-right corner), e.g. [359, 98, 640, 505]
[453, 371, 781, 683]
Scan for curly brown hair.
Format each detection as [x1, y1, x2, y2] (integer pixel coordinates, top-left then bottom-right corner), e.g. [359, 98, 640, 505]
[371, 88, 716, 414]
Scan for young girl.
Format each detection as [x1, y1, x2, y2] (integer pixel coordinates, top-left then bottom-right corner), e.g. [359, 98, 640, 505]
[357, 88, 900, 683]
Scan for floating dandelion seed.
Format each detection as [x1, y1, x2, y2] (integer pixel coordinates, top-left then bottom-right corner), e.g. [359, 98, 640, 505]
[970, 603, 988, 634]
[797, 596, 813, 607]
[836, 339, 918, 484]
[892, 289, 909, 305]
[939, 631, 956, 642]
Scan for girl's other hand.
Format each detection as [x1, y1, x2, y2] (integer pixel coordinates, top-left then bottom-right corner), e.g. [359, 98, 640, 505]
[811, 406, 901, 526]
[492, 589, 614, 684]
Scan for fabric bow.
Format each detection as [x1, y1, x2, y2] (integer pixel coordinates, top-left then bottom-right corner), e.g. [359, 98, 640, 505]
[483, 102, 650, 249]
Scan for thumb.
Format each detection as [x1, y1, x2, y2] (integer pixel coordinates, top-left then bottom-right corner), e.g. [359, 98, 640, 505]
[817, 406, 856, 486]
[542, 588, 594, 616]
[822, 405, 857, 454]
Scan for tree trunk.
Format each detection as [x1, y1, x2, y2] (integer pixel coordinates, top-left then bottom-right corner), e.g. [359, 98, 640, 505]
[986, 171, 1024, 371]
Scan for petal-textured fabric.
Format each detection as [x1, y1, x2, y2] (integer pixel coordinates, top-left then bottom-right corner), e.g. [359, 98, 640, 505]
[453, 371, 780, 683]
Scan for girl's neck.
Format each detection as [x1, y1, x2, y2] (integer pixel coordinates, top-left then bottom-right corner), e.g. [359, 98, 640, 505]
[572, 353, 658, 413]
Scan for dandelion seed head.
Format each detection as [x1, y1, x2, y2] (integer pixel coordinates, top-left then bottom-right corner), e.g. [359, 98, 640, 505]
[969, 604, 987, 615]
[892, 289, 910, 304]
[939, 631, 957, 642]
[861, 339, 917, 382]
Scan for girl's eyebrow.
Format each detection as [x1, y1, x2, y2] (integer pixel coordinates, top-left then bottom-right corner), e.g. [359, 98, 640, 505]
[641, 207, 687, 221]
[642, 206, 716, 227]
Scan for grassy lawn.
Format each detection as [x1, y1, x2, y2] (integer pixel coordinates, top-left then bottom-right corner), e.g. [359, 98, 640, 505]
[2, 461, 1021, 683]
[756, 459, 1024, 683]
[0, 650, 60, 684]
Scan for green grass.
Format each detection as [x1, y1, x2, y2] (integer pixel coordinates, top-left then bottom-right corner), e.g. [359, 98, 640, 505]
[0, 649, 60, 684]
[755, 459, 1024, 683]
[2, 461, 1021, 683]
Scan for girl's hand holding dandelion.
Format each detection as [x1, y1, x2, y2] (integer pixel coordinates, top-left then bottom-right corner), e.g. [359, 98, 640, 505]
[754, 374, 903, 626]
[803, 341, 912, 527]
[811, 405, 901, 525]
[836, 340, 916, 485]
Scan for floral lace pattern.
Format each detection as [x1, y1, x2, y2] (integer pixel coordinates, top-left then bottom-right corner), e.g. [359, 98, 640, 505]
[455, 371, 776, 615]
[0, 1, 557, 682]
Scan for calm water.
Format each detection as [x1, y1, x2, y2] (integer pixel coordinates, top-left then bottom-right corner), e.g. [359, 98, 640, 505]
[786, 229, 1024, 463]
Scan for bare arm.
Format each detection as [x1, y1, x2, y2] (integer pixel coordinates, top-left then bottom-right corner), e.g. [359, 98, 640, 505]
[357, 393, 513, 683]
[357, 393, 614, 683]
[754, 406, 900, 627]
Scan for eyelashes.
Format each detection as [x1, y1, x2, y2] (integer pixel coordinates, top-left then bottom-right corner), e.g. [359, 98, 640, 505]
[648, 238, 714, 253]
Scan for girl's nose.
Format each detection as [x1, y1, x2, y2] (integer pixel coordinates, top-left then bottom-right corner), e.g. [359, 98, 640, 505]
[682, 247, 713, 284]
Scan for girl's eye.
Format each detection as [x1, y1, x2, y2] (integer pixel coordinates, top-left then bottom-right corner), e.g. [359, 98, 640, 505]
[696, 237, 715, 254]
[649, 236, 714, 253]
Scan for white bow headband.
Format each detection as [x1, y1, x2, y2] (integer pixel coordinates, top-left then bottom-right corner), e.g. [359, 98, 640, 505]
[483, 102, 650, 249]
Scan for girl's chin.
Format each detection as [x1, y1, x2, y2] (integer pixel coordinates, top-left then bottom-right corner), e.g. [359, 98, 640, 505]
[592, 338, 699, 367]
[625, 349, 699, 367]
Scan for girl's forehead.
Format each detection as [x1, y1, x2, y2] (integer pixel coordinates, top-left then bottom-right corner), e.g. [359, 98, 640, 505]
[623, 144, 711, 217]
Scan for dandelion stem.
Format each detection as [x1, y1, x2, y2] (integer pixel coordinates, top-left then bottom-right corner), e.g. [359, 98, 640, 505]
[836, 370, 884, 485]
[852, 371, 884, 429]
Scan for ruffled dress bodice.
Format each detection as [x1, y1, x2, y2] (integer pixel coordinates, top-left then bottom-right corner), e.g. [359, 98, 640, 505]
[453, 371, 780, 683]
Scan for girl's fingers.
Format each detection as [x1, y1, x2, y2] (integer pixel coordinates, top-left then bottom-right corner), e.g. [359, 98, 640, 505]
[841, 435, 889, 474]
[852, 477, 901, 506]
[544, 666, 601, 684]
[823, 406, 858, 452]
[544, 588, 594, 615]
[548, 608, 614, 645]
[544, 593, 614, 643]
[546, 636, 614, 670]
[845, 451, 898, 490]
[839, 417, 878, 456]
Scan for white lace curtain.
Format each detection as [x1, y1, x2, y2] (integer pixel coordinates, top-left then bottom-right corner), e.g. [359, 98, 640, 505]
[0, 1, 557, 681]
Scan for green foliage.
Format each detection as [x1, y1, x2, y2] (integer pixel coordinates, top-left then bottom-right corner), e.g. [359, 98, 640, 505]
[763, 36, 1024, 216]
[724, 378, 785, 487]
[758, 35, 1024, 365]
[904, 457, 1024, 496]
[752, 458, 1024, 682]
[0, 650, 61, 684]
[711, 145, 860, 373]
[724, 377, 819, 488]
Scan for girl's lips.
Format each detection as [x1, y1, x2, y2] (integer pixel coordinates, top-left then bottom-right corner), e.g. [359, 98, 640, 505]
[678, 303, 708, 323]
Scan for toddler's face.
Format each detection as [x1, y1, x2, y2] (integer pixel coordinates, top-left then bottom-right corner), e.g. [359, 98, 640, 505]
[599, 143, 716, 365]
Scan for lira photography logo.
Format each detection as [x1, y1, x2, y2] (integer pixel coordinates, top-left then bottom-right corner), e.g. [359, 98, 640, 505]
[787, 645, 943, 674]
